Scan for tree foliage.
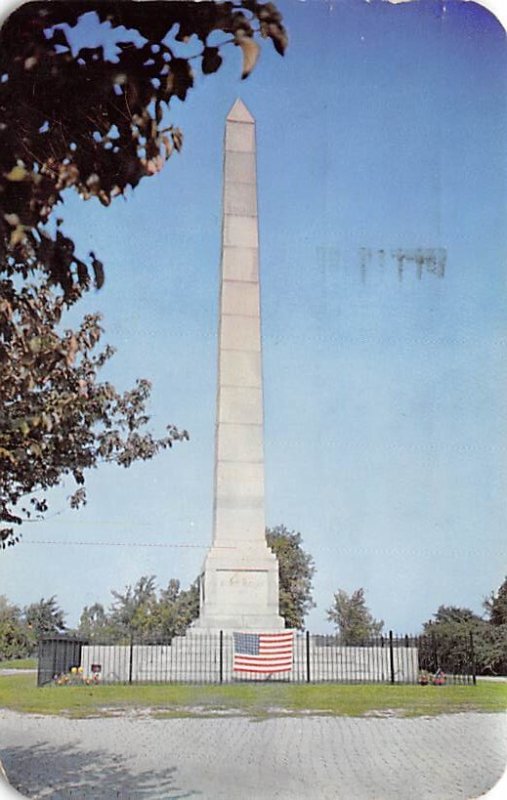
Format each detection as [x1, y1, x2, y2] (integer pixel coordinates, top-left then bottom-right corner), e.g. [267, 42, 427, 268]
[0, 595, 33, 660]
[156, 578, 200, 639]
[422, 601, 507, 676]
[24, 595, 67, 637]
[109, 574, 159, 635]
[484, 575, 507, 627]
[0, 1, 286, 546]
[77, 602, 110, 639]
[0, 594, 67, 659]
[327, 587, 384, 644]
[78, 574, 199, 641]
[266, 524, 315, 629]
[0, 296, 188, 546]
[429, 606, 480, 625]
[0, 0, 287, 293]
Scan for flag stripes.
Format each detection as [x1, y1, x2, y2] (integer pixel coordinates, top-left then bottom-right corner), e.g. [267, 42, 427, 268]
[233, 631, 294, 674]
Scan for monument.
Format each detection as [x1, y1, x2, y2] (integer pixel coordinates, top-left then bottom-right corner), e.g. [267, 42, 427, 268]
[73, 102, 286, 685]
[66, 102, 424, 686]
[69, 104, 420, 685]
[192, 99, 284, 631]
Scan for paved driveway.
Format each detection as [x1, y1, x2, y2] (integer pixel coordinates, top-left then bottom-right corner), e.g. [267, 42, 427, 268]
[1, 710, 506, 799]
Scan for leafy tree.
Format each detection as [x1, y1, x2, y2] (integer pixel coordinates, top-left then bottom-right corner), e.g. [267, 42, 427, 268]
[0, 297, 188, 547]
[0, 1, 286, 547]
[154, 578, 200, 639]
[78, 574, 199, 640]
[0, 1, 287, 291]
[159, 578, 183, 606]
[473, 625, 507, 676]
[108, 575, 159, 636]
[0, 595, 33, 660]
[482, 577, 507, 673]
[421, 606, 480, 672]
[327, 587, 384, 644]
[423, 603, 507, 676]
[266, 525, 315, 629]
[77, 602, 112, 639]
[24, 595, 66, 637]
[484, 575, 507, 626]
[430, 605, 480, 625]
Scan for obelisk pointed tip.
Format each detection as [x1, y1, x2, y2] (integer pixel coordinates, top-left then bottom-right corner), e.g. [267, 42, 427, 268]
[227, 98, 255, 123]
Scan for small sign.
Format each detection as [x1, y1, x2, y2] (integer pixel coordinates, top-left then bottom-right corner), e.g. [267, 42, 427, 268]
[91, 663, 101, 673]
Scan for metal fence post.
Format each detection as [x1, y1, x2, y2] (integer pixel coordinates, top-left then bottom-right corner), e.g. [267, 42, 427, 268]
[128, 632, 134, 685]
[51, 636, 58, 683]
[469, 630, 476, 686]
[389, 630, 395, 684]
[306, 630, 311, 683]
[36, 637, 44, 687]
[431, 630, 438, 671]
[219, 630, 223, 684]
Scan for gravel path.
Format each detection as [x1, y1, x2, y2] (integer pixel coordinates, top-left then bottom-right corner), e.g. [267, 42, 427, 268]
[1, 710, 506, 799]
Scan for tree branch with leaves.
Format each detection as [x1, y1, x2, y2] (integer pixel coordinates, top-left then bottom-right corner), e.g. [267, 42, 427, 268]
[266, 525, 315, 629]
[327, 587, 384, 644]
[0, 1, 287, 546]
[0, 1, 287, 292]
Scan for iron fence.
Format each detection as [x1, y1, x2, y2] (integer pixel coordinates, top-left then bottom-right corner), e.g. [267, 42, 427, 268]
[37, 630, 476, 687]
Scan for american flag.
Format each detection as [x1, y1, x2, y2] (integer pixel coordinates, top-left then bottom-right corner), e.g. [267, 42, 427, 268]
[233, 631, 294, 674]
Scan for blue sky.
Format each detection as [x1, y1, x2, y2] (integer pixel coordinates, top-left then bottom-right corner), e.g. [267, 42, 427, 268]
[1, 0, 506, 633]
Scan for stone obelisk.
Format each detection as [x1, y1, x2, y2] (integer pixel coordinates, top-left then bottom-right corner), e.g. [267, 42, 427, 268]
[194, 99, 284, 631]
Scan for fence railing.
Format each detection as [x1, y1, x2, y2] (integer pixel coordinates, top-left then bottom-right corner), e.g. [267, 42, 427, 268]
[37, 630, 476, 687]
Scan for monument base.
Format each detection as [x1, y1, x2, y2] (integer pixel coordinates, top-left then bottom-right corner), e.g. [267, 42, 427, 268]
[192, 541, 285, 632]
[189, 617, 285, 634]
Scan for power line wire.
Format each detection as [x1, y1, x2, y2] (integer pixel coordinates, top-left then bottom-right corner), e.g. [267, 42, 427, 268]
[22, 540, 234, 549]
[20, 541, 507, 554]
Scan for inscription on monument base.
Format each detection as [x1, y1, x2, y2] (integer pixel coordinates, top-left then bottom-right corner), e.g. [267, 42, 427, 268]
[216, 569, 268, 607]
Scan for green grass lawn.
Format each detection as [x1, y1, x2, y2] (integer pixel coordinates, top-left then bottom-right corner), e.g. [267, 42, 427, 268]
[1, 673, 506, 718]
[0, 658, 37, 670]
